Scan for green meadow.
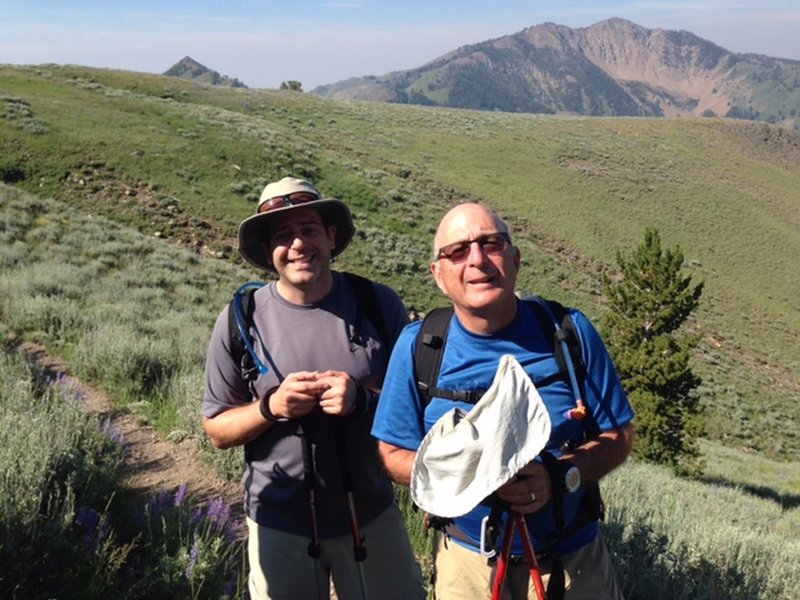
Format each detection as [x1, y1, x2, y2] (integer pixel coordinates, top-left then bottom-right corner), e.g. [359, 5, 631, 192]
[1, 63, 798, 598]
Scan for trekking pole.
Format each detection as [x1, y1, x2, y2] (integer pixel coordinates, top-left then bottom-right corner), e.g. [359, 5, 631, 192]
[516, 513, 547, 600]
[490, 513, 515, 600]
[334, 419, 369, 600]
[490, 512, 546, 600]
[300, 424, 325, 600]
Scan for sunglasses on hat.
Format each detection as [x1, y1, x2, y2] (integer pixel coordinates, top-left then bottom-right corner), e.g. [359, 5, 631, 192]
[258, 191, 320, 214]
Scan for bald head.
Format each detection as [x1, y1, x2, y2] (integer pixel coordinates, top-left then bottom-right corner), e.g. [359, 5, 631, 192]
[430, 202, 520, 333]
[433, 203, 511, 259]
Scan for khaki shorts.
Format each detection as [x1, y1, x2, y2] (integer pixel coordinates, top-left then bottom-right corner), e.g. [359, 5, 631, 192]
[432, 531, 624, 600]
[247, 503, 426, 600]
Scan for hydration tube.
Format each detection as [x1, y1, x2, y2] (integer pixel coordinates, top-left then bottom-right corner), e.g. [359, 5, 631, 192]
[528, 296, 586, 421]
[232, 282, 270, 376]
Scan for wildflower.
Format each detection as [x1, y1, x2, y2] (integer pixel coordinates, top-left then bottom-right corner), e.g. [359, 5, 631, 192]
[174, 483, 188, 507]
[185, 541, 199, 580]
[102, 416, 125, 445]
[145, 489, 170, 520]
[223, 517, 243, 543]
[206, 497, 230, 530]
[75, 506, 109, 553]
[76, 506, 100, 533]
[44, 372, 88, 406]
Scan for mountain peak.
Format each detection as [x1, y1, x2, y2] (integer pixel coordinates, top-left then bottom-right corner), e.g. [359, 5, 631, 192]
[311, 19, 799, 129]
[163, 56, 247, 88]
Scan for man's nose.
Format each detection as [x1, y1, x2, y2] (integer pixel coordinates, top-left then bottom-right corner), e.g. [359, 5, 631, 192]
[466, 240, 489, 265]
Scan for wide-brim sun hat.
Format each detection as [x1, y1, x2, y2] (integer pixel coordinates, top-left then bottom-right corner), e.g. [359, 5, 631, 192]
[237, 176, 355, 272]
[411, 354, 552, 519]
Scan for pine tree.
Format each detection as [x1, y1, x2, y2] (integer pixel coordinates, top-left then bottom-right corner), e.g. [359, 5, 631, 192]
[279, 80, 303, 91]
[602, 228, 705, 475]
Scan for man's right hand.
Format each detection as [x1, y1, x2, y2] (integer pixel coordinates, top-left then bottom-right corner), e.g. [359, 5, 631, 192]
[265, 371, 327, 420]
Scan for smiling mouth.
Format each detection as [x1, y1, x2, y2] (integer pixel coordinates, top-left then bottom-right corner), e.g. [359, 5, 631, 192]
[467, 274, 494, 285]
[288, 254, 316, 267]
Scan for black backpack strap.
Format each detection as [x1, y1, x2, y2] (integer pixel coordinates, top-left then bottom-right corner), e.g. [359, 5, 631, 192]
[525, 296, 591, 426]
[343, 272, 394, 357]
[524, 297, 585, 390]
[228, 282, 265, 381]
[228, 274, 392, 384]
[414, 306, 455, 406]
[414, 299, 587, 407]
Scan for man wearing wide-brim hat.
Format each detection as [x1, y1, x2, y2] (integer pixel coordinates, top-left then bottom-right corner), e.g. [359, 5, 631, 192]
[202, 177, 426, 600]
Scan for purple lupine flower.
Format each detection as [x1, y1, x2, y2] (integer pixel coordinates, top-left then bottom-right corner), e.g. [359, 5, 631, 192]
[206, 497, 230, 530]
[185, 541, 199, 580]
[223, 517, 243, 543]
[69, 383, 87, 406]
[145, 489, 170, 520]
[75, 506, 102, 551]
[47, 373, 87, 406]
[173, 483, 188, 507]
[76, 506, 100, 531]
[101, 416, 125, 445]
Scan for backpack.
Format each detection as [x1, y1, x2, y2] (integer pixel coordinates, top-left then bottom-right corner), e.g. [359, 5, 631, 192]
[413, 297, 603, 600]
[228, 272, 393, 382]
[414, 296, 586, 410]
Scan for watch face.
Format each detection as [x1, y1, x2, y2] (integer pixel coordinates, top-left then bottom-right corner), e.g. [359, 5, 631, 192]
[565, 466, 581, 493]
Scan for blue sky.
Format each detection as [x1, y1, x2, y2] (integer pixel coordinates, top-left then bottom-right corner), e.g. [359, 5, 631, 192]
[2, 1, 800, 90]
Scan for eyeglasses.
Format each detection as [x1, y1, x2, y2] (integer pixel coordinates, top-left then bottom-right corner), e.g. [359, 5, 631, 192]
[258, 191, 320, 214]
[435, 232, 511, 263]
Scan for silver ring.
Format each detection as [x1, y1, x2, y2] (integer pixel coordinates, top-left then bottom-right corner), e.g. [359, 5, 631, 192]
[530, 492, 536, 502]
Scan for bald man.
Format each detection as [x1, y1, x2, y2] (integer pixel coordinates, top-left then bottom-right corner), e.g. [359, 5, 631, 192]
[372, 203, 634, 600]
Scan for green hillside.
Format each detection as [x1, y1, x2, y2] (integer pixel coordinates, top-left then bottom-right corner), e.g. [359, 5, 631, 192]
[1, 63, 798, 460]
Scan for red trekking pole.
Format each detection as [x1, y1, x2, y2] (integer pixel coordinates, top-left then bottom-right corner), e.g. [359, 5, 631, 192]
[490, 512, 547, 600]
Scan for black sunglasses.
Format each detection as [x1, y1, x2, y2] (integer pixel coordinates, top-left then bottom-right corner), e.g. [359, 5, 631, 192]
[436, 232, 511, 263]
[258, 191, 320, 214]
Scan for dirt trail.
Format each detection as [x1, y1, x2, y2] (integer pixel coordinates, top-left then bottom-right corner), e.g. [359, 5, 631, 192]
[20, 341, 344, 598]
[20, 341, 242, 515]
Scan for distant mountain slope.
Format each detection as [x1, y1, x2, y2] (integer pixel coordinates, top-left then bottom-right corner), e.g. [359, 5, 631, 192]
[312, 18, 800, 129]
[164, 56, 247, 88]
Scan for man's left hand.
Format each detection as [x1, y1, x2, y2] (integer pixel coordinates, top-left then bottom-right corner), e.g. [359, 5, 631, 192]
[316, 370, 357, 416]
[496, 461, 551, 514]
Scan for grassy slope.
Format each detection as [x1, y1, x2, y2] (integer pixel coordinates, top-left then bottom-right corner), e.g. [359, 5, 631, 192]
[1, 64, 798, 460]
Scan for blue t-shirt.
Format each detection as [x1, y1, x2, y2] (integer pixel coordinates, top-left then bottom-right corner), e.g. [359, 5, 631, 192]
[372, 300, 634, 556]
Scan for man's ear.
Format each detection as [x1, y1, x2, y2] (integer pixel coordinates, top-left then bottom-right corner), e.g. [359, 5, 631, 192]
[430, 260, 448, 295]
[328, 225, 337, 248]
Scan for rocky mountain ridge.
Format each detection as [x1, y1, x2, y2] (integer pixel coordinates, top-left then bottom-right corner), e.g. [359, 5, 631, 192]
[312, 18, 800, 128]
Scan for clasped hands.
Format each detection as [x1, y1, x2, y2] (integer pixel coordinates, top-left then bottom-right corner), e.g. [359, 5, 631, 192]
[263, 370, 358, 420]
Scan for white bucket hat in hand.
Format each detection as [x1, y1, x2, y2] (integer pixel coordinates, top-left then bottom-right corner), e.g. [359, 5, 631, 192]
[411, 354, 552, 518]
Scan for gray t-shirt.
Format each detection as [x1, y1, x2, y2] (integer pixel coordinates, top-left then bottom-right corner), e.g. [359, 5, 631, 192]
[203, 272, 408, 537]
